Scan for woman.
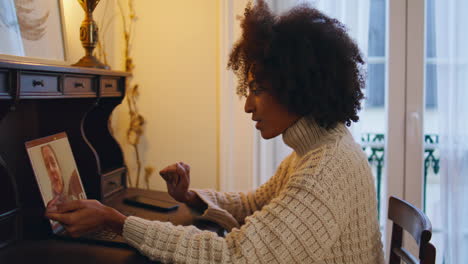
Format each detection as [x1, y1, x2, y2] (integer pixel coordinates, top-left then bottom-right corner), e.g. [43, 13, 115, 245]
[47, 1, 384, 263]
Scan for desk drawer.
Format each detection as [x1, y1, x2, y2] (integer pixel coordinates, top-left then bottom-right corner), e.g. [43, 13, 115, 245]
[20, 73, 60, 96]
[102, 169, 125, 198]
[0, 210, 18, 246]
[0, 71, 8, 97]
[64, 76, 95, 96]
[100, 77, 121, 97]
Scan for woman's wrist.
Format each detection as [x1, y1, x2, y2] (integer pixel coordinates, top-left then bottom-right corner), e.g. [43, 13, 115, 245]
[184, 190, 196, 204]
[105, 206, 127, 235]
[185, 190, 208, 212]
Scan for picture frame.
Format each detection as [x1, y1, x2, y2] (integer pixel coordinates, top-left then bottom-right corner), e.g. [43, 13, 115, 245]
[0, 0, 68, 63]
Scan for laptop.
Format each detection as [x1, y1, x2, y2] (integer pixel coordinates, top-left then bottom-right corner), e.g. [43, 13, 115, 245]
[25, 132, 128, 247]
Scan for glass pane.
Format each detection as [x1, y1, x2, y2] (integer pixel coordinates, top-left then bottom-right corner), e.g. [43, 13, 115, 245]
[424, 0, 442, 262]
[368, 0, 386, 57]
[425, 64, 437, 108]
[365, 63, 385, 108]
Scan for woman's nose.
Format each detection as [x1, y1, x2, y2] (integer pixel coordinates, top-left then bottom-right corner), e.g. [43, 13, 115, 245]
[244, 94, 254, 113]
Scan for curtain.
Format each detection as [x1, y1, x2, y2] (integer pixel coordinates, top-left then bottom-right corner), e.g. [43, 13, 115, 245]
[256, 0, 371, 185]
[0, 0, 24, 56]
[435, 0, 468, 263]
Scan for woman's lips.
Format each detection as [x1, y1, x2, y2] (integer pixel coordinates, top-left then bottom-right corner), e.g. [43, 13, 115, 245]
[255, 120, 261, 129]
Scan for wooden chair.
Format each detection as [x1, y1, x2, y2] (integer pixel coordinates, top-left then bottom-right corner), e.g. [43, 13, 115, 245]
[388, 196, 436, 264]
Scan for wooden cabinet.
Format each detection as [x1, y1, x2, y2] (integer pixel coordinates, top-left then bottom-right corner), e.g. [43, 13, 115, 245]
[0, 58, 129, 249]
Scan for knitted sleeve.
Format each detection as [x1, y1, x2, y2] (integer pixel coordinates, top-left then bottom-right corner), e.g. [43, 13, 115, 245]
[123, 160, 344, 263]
[189, 153, 296, 230]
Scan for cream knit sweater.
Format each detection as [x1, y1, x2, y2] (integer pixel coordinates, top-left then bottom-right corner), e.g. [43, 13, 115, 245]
[123, 116, 384, 263]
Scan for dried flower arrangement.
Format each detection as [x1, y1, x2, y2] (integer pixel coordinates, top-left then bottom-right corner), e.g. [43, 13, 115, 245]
[96, 0, 154, 189]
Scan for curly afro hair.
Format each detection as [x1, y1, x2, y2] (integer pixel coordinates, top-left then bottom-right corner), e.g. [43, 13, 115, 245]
[228, 0, 365, 129]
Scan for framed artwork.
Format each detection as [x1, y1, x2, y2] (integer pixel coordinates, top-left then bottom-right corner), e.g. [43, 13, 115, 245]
[0, 0, 68, 62]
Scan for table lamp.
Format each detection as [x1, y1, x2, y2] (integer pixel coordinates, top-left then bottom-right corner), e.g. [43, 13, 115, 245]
[72, 0, 109, 69]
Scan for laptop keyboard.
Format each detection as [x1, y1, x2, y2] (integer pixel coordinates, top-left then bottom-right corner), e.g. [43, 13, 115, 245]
[81, 210, 134, 240]
[119, 210, 135, 217]
[90, 228, 118, 240]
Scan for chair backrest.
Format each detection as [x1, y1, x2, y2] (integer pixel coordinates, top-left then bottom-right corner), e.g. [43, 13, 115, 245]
[388, 196, 436, 264]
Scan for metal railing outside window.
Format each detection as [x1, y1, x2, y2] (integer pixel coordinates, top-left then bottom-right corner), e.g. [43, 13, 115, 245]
[361, 133, 440, 217]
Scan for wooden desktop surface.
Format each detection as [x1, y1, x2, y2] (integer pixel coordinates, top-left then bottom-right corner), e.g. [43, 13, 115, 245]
[0, 188, 223, 264]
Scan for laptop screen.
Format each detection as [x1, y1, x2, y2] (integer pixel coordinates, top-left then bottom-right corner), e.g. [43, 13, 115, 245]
[25, 132, 87, 234]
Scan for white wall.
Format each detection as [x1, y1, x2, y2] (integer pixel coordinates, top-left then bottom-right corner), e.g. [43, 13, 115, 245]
[112, 1, 220, 191]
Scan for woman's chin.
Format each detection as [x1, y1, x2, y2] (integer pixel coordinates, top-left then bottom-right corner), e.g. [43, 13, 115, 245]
[260, 130, 279, 140]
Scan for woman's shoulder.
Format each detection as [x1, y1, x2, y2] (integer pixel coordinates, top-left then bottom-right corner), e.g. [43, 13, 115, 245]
[276, 151, 298, 171]
[294, 133, 365, 177]
[294, 140, 337, 173]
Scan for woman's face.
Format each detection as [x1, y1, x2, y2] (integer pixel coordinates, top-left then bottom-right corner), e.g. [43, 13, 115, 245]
[244, 74, 300, 139]
[41, 145, 64, 194]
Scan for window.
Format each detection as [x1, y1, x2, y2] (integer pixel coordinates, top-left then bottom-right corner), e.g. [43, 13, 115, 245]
[248, 1, 467, 262]
[366, 0, 437, 109]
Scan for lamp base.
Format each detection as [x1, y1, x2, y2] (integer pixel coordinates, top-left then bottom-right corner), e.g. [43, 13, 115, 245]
[72, 55, 110, 69]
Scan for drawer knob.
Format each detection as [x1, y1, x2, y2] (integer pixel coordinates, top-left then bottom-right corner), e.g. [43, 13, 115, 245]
[105, 83, 113, 88]
[108, 181, 117, 186]
[32, 80, 44, 87]
[74, 82, 84, 88]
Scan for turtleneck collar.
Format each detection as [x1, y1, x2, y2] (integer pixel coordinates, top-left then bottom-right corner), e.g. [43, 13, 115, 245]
[282, 116, 349, 156]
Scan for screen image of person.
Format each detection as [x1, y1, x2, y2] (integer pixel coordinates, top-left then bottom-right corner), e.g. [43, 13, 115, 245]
[41, 144, 84, 205]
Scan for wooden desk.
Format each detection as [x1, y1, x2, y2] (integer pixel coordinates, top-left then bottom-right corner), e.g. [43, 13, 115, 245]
[0, 240, 153, 264]
[0, 188, 223, 264]
[106, 188, 223, 235]
[0, 58, 222, 262]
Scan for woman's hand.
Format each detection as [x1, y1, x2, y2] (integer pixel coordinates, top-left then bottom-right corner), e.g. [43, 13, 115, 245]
[159, 162, 193, 203]
[45, 199, 127, 237]
[159, 162, 208, 212]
